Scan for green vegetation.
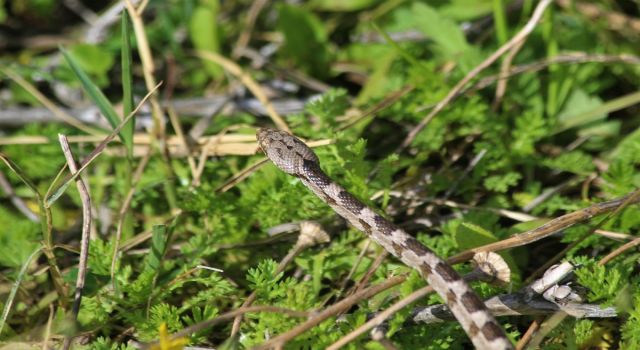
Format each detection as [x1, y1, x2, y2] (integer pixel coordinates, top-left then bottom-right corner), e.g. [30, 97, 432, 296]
[1, 0, 639, 349]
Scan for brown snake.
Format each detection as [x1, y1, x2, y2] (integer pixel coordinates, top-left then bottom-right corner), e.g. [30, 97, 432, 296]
[257, 128, 513, 349]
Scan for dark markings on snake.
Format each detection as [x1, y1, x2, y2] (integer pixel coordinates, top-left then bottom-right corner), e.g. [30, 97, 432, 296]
[306, 171, 332, 190]
[482, 322, 507, 341]
[435, 262, 462, 283]
[338, 191, 365, 214]
[302, 162, 326, 184]
[461, 291, 485, 313]
[390, 241, 405, 257]
[302, 158, 319, 169]
[446, 289, 458, 305]
[373, 215, 393, 235]
[403, 236, 431, 256]
[358, 219, 372, 234]
[321, 193, 337, 205]
[420, 262, 432, 275]
[467, 323, 480, 337]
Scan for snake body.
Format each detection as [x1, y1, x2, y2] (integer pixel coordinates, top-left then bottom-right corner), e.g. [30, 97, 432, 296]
[257, 128, 512, 349]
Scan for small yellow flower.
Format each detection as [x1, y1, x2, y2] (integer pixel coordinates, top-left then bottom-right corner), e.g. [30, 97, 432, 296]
[149, 323, 187, 350]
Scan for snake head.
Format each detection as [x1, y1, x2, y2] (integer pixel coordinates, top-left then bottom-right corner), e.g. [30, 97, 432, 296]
[256, 128, 320, 176]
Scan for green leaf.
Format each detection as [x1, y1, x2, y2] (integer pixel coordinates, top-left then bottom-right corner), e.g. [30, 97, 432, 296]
[483, 172, 521, 193]
[309, 0, 377, 11]
[148, 225, 168, 273]
[60, 47, 124, 143]
[0, 1, 6, 23]
[0, 153, 42, 200]
[0, 207, 40, 268]
[554, 89, 604, 133]
[578, 120, 621, 138]
[68, 44, 114, 85]
[135, 303, 183, 341]
[120, 11, 135, 159]
[0, 152, 51, 250]
[439, 0, 494, 20]
[621, 294, 640, 348]
[189, 1, 222, 79]
[373, 22, 430, 76]
[455, 222, 498, 250]
[247, 259, 284, 301]
[511, 110, 548, 156]
[410, 3, 480, 71]
[355, 49, 398, 103]
[277, 4, 331, 78]
[575, 262, 625, 302]
[77, 295, 112, 327]
[602, 159, 640, 197]
[312, 253, 324, 296]
[574, 320, 594, 348]
[543, 151, 595, 175]
[306, 88, 349, 126]
[569, 90, 640, 136]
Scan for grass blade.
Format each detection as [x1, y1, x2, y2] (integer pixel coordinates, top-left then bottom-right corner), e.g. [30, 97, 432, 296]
[121, 11, 135, 159]
[148, 224, 168, 273]
[60, 47, 124, 143]
[0, 247, 42, 336]
[554, 90, 640, 134]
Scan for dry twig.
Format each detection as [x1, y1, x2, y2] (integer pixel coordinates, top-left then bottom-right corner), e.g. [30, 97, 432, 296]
[253, 276, 406, 350]
[448, 192, 640, 265]
[198, 50, 290, 132]
[58, 135, 92, 350]
[232, 0, 269, 58]
[0, 67, 101, 135]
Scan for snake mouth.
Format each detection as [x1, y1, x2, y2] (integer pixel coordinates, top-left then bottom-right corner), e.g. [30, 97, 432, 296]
[256, 127, 270, 143]
[256, 128, 276, 154]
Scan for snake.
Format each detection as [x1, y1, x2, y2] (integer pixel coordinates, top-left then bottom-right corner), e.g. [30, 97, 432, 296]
[256, 128, 513, 349]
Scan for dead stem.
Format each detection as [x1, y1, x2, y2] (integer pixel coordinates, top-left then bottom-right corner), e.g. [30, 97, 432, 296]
[253, 275, 407, 350]
[58, 134, 92, 350]
[448, 191, 640, 265]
